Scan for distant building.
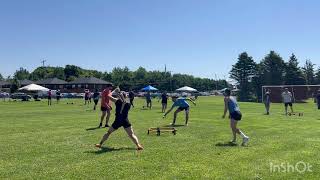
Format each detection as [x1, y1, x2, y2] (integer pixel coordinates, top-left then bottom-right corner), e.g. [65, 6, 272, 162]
[67, 77, 113, 93]
[35, 78, 67, 90]
[19, 79, 34, 86]
[0, 80, 11, 92]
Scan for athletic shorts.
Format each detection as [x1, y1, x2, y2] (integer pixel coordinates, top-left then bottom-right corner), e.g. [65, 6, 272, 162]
[162, 100, 167, 104]
[94, 99, 99, 105]
[147, 99, 151, 103]
[284, 102, 292, 107]
[112, 117, 132, 129]
[85, 97, 89, 100]
[178, 106, 189, 111]
[230, 111, 242, 121]
[48, 96, 52, 100]
[101, 106, 111, 112]
[56, 96, 60, 100]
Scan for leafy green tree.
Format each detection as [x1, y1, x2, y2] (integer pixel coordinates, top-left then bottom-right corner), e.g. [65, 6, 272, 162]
[284, 54, 306, 85]
[64, 65, 82, 81]
[230, 52, 257, 101]
[10, 78, 21, 93]
[260, 51, 286, 85]
[14, 67, 30, 80]
[315, 67, 320, 84]
[302, 60, 315, 85]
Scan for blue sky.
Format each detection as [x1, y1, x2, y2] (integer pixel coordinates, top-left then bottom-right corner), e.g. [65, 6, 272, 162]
[1, 0, 320, 79]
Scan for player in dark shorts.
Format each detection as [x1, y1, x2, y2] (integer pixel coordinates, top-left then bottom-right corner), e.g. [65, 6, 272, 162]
[56, 89, 61, 104]
[159, 92, 168, 113]
[95, 88, 143, 150]
[145, 91, 152, 109]
[129, 91, 135, 107]
[316, 89, 320, 109]
[93, 89, 100, 110]
[163, 96, 196, 126]
[222, 89, 249, 145]
[48, 90, 52, 106]
[84, 89, 90, 105]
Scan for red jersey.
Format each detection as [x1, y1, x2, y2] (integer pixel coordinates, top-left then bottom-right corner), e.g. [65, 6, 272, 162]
[101, 88, 112, 108]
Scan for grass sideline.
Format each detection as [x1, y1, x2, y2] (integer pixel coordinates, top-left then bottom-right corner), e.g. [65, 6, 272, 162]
[0, 96, 320, 179]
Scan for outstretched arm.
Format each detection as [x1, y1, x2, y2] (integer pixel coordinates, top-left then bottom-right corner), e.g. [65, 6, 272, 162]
[163, 106, 174, 118]
[108, 87, 120, 103]
[186, 98, 196, 106]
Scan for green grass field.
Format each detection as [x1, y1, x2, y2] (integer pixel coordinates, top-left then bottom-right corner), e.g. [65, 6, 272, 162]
[0, 96, 320, 179]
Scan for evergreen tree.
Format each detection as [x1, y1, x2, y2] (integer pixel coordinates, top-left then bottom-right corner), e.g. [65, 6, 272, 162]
[284, 54, 306, 85]
[260, 51, 286, 85]
[303, 60, 315, 85]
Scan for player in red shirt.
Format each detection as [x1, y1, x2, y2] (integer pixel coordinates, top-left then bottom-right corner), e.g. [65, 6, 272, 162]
[98, 84, 113, 128]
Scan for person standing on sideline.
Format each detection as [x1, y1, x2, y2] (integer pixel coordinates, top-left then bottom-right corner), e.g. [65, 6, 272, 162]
[222, 89, 249, 145]
[264, 89, 271, 115]
[282, 88, 294, 115]
[99, 85, 113, 128]
[56, 89, 61, 104]
[84, 89, 90, 105]
[129, 91, 135, 107]
[48, 90, 52, 106]
[163, 96, 196, 126]
[159, 92, 168, 113]
[95, 88, 143, 150]
[145, 91, 152, 109]
[93, 89, 100, 110]
[316, 89, 320, 109]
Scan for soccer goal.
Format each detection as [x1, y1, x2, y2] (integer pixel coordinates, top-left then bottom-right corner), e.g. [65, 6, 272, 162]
[262, 85, 320, 103]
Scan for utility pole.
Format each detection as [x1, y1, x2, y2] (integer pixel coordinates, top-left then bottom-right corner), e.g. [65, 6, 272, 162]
[41, 59, 47, 67]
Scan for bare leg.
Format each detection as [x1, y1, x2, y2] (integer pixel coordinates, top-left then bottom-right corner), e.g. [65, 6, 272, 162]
[100, 111, 106, 125]
[230, 119, 238, 141]
[185, 109, 189, 125]
[98, 127, 116, 145]
[173, 109, 182, 125]
[105, 109, 111, 125]
[285, 105, 288, 115]
[124, 126, 143, 149]
[290, 105, 294, 113]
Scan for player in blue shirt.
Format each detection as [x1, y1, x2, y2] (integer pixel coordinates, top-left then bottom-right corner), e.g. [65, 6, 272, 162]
[163, 96, 196, 126]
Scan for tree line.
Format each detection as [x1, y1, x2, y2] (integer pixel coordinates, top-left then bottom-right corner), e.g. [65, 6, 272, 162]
[230, 51, 320, 102]
[1, 65, 229, 92]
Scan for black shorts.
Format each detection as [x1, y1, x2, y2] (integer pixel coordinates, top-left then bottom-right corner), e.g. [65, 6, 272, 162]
[230, 111, 242, 121]
[85, 97, 89, 100]
[101, 106, 110, 112]
[94, 99, 99, 105]
[178, 106, 189, 111]
[284, 102, 292, 107]
[112, 117, 132, 130]
[147, 99, 151, 103]
[56, 96, 61, 100]
[48, 96, 52, 100]
[162, 101, 167, 104]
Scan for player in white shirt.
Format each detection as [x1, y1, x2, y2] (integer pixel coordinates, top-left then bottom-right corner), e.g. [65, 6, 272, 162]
[281, 88, 294, 115]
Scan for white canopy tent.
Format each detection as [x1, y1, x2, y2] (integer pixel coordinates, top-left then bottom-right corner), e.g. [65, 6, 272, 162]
[18, 84, 49, 92]
[176, 86, 197, 92]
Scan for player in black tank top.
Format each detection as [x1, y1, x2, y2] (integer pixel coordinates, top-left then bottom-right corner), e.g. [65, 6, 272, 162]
[95, 88, 143, 150]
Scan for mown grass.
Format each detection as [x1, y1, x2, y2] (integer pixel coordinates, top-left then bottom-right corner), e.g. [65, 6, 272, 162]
[0, 96, 319, 179]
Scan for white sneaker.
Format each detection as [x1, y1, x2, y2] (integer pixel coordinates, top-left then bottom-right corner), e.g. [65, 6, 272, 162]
[242, 137, 249, 146]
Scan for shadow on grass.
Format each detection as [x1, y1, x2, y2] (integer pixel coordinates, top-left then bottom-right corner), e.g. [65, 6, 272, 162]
[86, 127, 101, 131]
[85, 147, 137, 154]
[215, 142, 238, 147]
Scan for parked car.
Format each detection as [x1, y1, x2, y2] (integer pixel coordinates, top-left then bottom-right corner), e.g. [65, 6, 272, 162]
[0, 92, 10, 98]
[10, 93, 32, 101]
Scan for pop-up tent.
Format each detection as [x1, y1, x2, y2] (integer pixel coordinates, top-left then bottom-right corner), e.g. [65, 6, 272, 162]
[176, 86, 197, 92]
[18, 84, 49, 92]
[141, 85, 158, 91]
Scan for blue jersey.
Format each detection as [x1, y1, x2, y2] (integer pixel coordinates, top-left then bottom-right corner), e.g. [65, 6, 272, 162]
[227, 97, 240, 113]
[172, 98, 189, 108]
